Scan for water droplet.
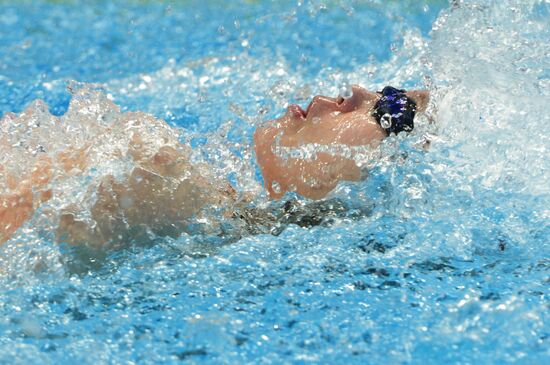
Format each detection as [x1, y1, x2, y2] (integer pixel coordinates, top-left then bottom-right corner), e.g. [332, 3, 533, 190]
[271, 181, 281, 194]
[294, 85, 312, 101]
[339, 84, 352, 98]
[257, 106, 269, 115]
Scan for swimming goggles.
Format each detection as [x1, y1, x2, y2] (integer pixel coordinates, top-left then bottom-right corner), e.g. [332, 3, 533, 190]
[372, 86, 417, 135]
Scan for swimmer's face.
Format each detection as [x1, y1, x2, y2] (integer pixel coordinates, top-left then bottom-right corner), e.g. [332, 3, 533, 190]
[254, 85, 386, 199]
[257, 84, 392, 152]
[253, 85, 429, 199]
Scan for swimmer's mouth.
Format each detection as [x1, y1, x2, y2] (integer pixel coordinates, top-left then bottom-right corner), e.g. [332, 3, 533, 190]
[288, 103, 307, 118]
[289, 95, 346, 119]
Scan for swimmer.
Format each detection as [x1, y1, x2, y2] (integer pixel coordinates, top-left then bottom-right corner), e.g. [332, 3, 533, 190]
[0, 85, 429, 248]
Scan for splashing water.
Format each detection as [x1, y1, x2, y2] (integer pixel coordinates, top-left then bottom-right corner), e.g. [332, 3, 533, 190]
[0, 0, 549, 363]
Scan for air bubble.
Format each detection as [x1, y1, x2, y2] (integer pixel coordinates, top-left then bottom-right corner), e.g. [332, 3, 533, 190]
[380, 113, 392, 129]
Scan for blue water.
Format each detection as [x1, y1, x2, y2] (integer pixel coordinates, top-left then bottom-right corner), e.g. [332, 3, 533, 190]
[1, 0, 549, 364]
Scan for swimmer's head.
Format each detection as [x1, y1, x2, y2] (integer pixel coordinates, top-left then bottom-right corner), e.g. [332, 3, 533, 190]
[254, 85, 430, 199]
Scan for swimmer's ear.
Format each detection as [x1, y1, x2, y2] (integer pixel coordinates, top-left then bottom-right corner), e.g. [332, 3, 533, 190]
[347, 85, 379, 110]
[406, 90, 430, 113]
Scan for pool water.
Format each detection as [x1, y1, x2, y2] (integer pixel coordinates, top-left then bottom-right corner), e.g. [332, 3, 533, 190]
[0, 0, 549, 363]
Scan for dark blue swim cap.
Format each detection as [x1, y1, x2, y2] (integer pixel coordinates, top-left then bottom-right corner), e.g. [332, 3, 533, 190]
[372, 86, 417, 135]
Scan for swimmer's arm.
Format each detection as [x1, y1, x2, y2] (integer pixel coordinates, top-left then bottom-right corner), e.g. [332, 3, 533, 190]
[0, 190, 33, 244]
[0, 189, 53, 243]
[56, 140, 236, 248]
[0, 160, 53, 244]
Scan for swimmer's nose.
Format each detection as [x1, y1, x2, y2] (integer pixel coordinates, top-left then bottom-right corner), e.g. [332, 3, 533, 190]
[287, 104, 306, 119]
[338, 85, 379, 112]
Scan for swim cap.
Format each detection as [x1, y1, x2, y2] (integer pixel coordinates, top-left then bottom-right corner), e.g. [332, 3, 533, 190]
[372, 86, 417, 135]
